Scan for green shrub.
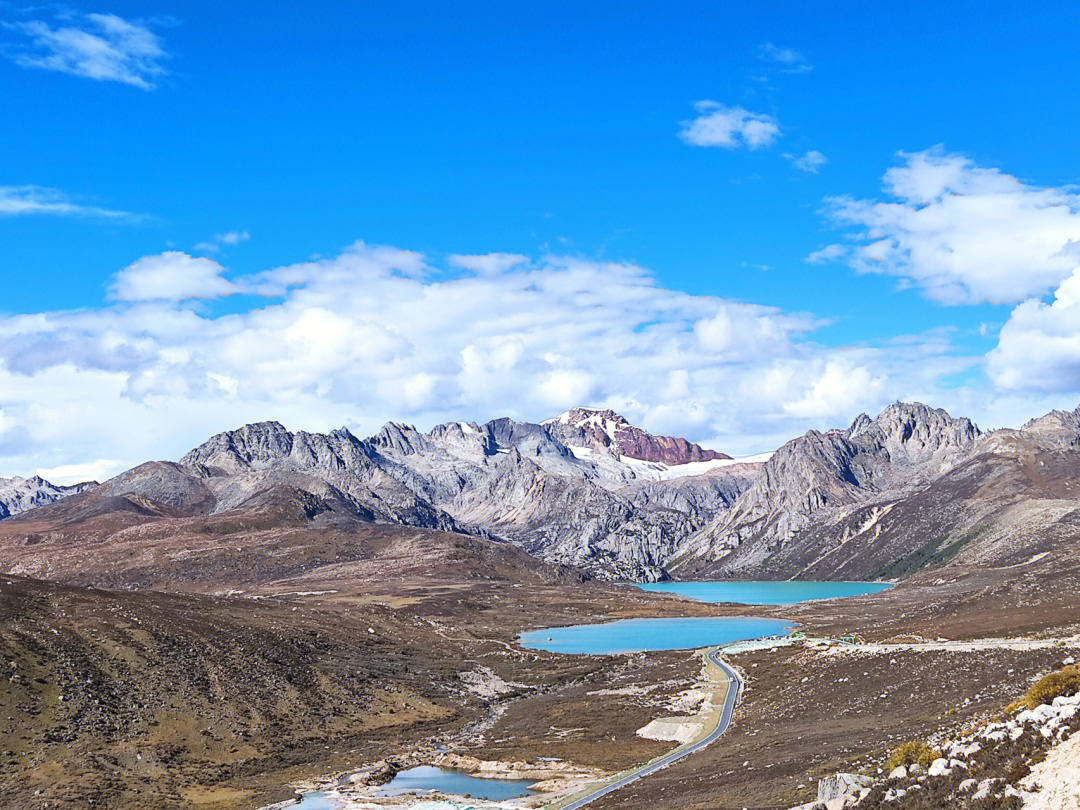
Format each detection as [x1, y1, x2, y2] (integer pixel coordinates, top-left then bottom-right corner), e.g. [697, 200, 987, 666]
[886, 740, 940, 770]
[1023, 664, 1080, 709]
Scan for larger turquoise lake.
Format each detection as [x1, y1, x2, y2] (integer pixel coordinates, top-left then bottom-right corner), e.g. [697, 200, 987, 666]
[635, 580, 892, 605]
[519, 616, 792, 654]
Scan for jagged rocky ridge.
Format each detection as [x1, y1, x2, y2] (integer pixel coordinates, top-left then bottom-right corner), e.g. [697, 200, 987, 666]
[672, 402, 983, 577]
[0, 476, 97, 520]
[9, 401, 1080, 582]
[178, 414, 754, 580]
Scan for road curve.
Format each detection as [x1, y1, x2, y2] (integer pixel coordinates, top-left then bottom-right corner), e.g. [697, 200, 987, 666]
[555, 649, 743, 810]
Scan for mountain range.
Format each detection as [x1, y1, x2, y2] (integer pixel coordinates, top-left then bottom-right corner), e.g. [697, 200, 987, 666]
[5, 401, 1080, 585]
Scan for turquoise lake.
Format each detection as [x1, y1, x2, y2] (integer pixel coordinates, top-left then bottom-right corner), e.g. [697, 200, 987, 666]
[635, 580, 892, 605]
[377, 765, 537, 799]
[293, 766, 537, 808]
[519, 616, 792, 654]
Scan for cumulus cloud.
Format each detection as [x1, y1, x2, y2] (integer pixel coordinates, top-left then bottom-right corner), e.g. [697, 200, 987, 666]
[4, 12, 169, 89]
[679, 102, 781, 150]
[818, 148, 1080, 304]
[0, 185, 132, 219]
[108, 252, 236, 301]
[0, 242, 974, 476]
[988, 269, 1080, 391]
[784, 150, 828, 173]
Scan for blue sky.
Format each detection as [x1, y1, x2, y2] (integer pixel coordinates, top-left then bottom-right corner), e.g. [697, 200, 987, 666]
[4, 1, 1080, 480]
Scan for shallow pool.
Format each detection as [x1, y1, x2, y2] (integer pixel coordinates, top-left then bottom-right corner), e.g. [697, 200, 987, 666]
[377, 765, 537, 800]
[635, 580, 891, 605]
[519, 615, 792, 654]
[292, 792, 337, 810]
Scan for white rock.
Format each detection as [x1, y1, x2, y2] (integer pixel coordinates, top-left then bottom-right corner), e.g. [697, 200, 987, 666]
[972, 778, 998, 801]
[817, 773, 874, 804]
[958, 778, 977, 792]
[888, 766, 908, 780]
[928, 758, 951, 777]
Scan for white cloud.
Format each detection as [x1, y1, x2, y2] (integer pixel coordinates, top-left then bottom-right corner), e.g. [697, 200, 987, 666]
[820, 148, 1080, 304]
[0, 185, 132, 219]
[5, 12, 169, 89]
[806, 244, 846, 264]
[218, 230, 249, 246]
[782, 358, 885, 418]
[108, 252, 236, 301]
[36, 459, 121, 486]
[758, 43, 812, 72]
[679, 102, 781, 150]
[449, 253, 529, 276]
[0, 242, 975, 474]
[988, 269, 1080, 391]
[194, 230, 250, 253]
[784, 150, 828, 173]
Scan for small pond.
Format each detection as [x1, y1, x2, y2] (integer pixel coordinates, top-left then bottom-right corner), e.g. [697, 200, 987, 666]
[377, 765, 537, 799]
[292, 792, 337, 810]
[635, 580, 892, 605]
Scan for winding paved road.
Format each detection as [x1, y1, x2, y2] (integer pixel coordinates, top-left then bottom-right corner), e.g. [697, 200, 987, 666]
[554, 649, 743, 810]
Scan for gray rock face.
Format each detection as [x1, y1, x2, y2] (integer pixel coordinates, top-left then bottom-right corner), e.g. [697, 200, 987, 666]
[173, 413, 754, 580]
[0, 475, 97, 519]
[674, 403, 981, 576]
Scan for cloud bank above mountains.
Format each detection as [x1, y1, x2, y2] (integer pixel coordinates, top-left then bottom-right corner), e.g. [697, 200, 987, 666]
[5, 147, 1080, 482]
[0, 240, 983, 482]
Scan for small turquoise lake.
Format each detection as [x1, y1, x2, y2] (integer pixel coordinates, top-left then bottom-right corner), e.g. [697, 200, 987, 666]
[292, 766, 537, 808]
[519, 616, 792, 654]
[377, 765, 537, 799]
[636, 580, 892, 605]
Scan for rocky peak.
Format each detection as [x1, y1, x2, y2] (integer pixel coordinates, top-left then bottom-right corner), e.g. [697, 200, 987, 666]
[370, 422, 430, 456]
[1019, 406, 1080, 449]
[543, 407, 730, 465]
[0, 475, 98, 519]
[180, 421, 294, 473]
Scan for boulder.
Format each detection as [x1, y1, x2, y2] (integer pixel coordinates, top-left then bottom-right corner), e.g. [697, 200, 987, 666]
[818, 773, 874, 804]
[887, 765, 908, 780]
[927, 758, 951, 777]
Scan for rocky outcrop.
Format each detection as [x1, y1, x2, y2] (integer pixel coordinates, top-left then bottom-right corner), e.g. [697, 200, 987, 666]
[544, 408, 730, 464]
[673, 403, 981, 577]
[0, 475, 97, 519]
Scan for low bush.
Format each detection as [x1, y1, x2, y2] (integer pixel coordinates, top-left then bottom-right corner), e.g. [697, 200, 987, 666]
[1023, 664, 1080, 709]
[886, 740, 941, 770]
